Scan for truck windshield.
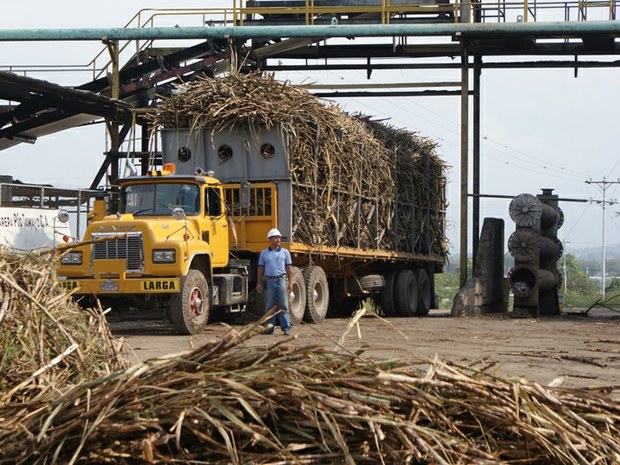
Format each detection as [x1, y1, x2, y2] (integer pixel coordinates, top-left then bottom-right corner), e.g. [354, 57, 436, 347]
[121, 183, 200, 216]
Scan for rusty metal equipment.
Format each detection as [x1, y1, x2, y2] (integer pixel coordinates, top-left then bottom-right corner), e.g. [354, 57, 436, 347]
[507, 189, 563, 317]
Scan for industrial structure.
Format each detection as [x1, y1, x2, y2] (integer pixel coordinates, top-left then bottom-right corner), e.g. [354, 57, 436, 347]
[508, 190, 563, 316]
[2, 1, 620, 283]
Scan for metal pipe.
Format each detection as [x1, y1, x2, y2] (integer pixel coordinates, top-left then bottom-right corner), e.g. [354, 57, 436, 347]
[302, 81, 461, 89]
[469, 193, 588, 202]
[540, 202, 560, 229]
[262, 61, 620, 72]
[3, 21, 620, 41]
[509, 264, 539, 297]
[509, 265, 558, 296]
[313, 90, 464, 97]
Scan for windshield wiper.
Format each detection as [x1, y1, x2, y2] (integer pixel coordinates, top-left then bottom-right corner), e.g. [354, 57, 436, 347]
[131, 208, 154, 216]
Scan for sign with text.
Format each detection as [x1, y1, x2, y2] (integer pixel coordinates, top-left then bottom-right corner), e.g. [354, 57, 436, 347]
[0, 207, 71, 251]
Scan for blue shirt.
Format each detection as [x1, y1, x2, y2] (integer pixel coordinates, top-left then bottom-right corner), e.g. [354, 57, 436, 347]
[258, 246, 292, 276]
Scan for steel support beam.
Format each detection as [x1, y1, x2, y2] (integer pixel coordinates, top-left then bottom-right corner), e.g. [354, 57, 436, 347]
[460, 44, 469, 286]
[472, 55, 482, 269]
[105, 39, 121, 183]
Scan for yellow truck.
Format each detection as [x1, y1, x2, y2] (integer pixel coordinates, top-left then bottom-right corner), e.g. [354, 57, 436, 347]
[58, 127, 446, 334]
[58, 164, 242, 334]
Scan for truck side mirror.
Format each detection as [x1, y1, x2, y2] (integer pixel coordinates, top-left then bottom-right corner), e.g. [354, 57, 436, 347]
[240, 181, 251, 210]
[172, 207, 186, 220]
[56, 210, 70, 224]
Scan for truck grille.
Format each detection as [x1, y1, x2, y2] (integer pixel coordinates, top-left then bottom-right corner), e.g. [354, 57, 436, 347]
[91, 232, 143, 272]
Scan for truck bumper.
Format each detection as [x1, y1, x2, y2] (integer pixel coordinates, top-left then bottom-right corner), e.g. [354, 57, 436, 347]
[59, 277, 181, 295]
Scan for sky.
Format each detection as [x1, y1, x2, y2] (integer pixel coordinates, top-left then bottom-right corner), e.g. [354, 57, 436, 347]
[1, 1, 620, 262]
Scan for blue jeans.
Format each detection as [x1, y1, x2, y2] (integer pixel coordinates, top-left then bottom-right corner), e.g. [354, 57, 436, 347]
[263, 277, 292, 332]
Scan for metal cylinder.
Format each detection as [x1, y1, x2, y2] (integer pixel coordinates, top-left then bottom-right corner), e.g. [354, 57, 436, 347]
[509, 193, 542, 227]
[540, 203, 560, 230]
[507, 229, 538, 262]
[508, 230, 561, 263]
[508, 265, 559, 297]
[508, 264, 539, 297]
[539, 235, 561, 262]
[538, 269, 558, 291]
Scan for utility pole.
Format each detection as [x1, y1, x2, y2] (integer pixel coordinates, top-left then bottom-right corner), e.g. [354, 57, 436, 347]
[585, 178, 619, 299]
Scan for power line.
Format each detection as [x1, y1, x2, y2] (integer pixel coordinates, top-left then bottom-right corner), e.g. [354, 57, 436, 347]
[562, 201, 592, 240]
[484, 152, 586, 182]
[606, 157, 620, 179]
[585, 177, 620, 298]
[482, 136, 590, 180]
[316, 63, 593, 180]
[307, 68, 593, 182]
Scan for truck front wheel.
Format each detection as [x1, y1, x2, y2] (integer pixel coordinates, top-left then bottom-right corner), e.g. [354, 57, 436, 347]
[170, 270, 210, 335]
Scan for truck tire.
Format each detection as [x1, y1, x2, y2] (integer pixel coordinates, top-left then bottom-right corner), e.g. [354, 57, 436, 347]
[170, 270, 210, 335]
[358, 274, 385, 291]
[288, 266, 306, 325]
[303, 265, 329, 324]
[379, 270, 398, 317]
[414, 268, 432, 316]
[394, 270, 418, 317]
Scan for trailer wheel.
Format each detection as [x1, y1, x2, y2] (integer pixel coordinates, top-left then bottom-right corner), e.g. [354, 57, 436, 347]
[414, 269, 432, 316]
[394, 270, 418, 317]
[379, 271, 398, 317]
[170, 270, 210, 335]
[288, 266, 306, 325]
[303, 265, 329, 323]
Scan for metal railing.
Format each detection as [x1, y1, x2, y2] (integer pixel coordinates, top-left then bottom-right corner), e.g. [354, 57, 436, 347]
[0, 182, 99, 239]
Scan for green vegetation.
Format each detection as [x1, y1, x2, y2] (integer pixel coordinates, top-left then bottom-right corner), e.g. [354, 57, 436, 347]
[558, 254, 602, 308]
[435, 270, 460, 310]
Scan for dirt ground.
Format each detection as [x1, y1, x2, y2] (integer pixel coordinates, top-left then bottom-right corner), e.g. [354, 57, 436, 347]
[110, 308, 620, 389]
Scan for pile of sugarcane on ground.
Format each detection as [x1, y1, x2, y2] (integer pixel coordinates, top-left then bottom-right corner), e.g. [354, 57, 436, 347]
[152, 72, 448, 257]
[0, 249, 127, 404]
[1, 251, 619, 464]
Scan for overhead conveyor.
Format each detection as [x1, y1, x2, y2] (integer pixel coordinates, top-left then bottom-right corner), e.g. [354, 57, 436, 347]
[0, 72, 131, 151]
[0, 37, 233, 189]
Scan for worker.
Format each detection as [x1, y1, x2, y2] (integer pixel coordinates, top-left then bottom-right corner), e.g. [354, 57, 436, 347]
[256, 228, 294, 335]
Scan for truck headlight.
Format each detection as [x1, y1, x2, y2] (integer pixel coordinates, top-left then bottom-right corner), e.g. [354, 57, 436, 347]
[153, 249, 176, 263]
[60, 251, 82, 265]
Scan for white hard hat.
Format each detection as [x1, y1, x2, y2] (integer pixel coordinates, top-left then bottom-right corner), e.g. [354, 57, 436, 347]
[267, 228, 282, 238]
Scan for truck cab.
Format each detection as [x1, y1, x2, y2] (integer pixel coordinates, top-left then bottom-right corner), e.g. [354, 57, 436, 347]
[57, 164, 249, 334]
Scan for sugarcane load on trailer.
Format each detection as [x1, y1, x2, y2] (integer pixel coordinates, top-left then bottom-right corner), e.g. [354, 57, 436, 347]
[57, 73, 447, 334]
